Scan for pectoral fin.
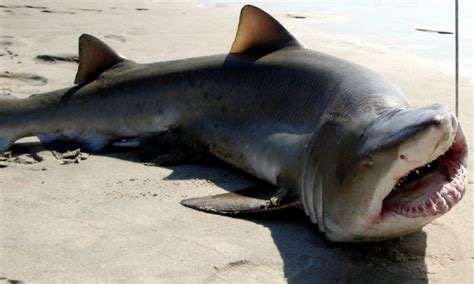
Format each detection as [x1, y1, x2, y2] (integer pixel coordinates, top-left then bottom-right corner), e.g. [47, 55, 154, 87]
[181, 184, 300, 214]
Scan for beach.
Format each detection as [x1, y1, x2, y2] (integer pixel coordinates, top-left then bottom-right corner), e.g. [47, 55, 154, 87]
[0, 0, 473, 282]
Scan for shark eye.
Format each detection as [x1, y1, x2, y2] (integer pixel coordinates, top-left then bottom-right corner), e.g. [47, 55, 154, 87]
[362, 155, 374, 167]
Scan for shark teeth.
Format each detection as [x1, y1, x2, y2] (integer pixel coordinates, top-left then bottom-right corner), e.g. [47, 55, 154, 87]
[388, 165, 466, 218]
[392, 160, 437, 192]
[383, 127, 468, 219]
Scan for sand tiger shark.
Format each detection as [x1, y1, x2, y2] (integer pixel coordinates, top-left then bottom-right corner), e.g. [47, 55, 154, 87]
[0, 5, 468, 241]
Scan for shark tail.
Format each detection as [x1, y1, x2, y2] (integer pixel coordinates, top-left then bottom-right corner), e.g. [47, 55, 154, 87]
[0, 138, 13, 154]
[0, 94, 20, 153]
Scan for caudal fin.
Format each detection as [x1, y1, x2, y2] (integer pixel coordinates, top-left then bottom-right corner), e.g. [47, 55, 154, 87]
[0, 138, 13, 154]
[0, 94, 19, 153]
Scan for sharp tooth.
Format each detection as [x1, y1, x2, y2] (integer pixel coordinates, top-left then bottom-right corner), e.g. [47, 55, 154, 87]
[427, 164, 431, 168]
[453, 190, 461, 201]
[416, 170, 420, 175]
[436, 192, 443, 200]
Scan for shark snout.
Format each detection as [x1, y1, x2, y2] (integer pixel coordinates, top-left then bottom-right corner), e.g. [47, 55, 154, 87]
[430, 104, 457, 131]
[398, 106, 457, 166]
[359, 104, 457, 159]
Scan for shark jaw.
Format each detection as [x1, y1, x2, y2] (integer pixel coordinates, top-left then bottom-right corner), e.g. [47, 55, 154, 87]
[321, 107, 468, 242]
[361, 113, 469, 241]
[380, 125, 467, 220]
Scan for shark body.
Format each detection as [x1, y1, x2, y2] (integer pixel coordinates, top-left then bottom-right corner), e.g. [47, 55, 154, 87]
[0, 6, 468, 241]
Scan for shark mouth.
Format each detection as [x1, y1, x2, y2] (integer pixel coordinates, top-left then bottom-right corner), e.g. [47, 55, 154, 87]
[382, 128, 468, 218]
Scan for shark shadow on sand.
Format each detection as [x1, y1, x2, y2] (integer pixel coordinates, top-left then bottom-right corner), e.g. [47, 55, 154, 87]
[1, 141, 428, 283]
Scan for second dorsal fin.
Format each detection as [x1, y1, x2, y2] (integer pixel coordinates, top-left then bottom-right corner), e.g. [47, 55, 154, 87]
[74, 34, 125, 84]
[230, 5, 303, 54]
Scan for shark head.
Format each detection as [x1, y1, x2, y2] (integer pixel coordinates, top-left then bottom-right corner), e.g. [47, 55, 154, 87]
[302, 104, 468, 242]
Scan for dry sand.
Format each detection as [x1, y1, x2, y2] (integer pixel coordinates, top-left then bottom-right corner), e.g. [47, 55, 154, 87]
[0, 1, 473, 283]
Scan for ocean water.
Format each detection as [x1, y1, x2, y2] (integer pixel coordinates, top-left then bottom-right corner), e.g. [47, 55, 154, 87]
[206, 0, 473, 73]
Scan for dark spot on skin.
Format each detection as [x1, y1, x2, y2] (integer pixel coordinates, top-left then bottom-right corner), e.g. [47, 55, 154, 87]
[221, 105, 227, 113]
[217, 96, 222, 102]
[203, 92, 209, 99]
[400, 154, 406, 159]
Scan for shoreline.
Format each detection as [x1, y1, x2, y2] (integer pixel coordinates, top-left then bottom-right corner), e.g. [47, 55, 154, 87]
[207, 0, 473, 74]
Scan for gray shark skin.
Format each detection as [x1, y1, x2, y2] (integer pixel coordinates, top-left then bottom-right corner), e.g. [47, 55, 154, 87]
[0, 5, 468, 242]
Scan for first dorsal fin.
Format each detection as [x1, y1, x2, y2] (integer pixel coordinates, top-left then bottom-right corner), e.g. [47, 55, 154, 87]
[230, 5, 303, 54]
[74, 34, 125, 84]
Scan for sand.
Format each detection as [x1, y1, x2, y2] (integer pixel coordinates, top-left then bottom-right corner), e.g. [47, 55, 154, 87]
[0, 1, 472, 283]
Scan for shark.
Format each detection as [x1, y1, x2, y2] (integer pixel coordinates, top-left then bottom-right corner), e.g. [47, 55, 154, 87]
[0, 5, 468, 241]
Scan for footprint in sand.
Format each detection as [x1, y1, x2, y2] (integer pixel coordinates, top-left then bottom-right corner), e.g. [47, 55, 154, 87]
[72, 8, 103, 13]
[0, 35, 25, 48]
[0, 5, 47, 9]
[23, 5, 48, 9]
[105, 34, 126, 42]
[0, 35, 27, 58]
[0, 48, 18, 59]
[0, 93, 16, 99]
[207, 260, 261, 281]
[0, 72, 48, 86]
[35, 54, 79, 63]
[40, 9, 76, 15]
[0, 36, 14, 46]
[0, 5, 77, 15]
[0, 276, 24, 284]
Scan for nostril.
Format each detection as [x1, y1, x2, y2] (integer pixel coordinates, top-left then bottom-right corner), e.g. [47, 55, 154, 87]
[433, 113, 446, 125]
[432, 112, 455, 131]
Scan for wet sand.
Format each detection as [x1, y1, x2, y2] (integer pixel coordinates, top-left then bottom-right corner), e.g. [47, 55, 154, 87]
[0, 1, 472, 283]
